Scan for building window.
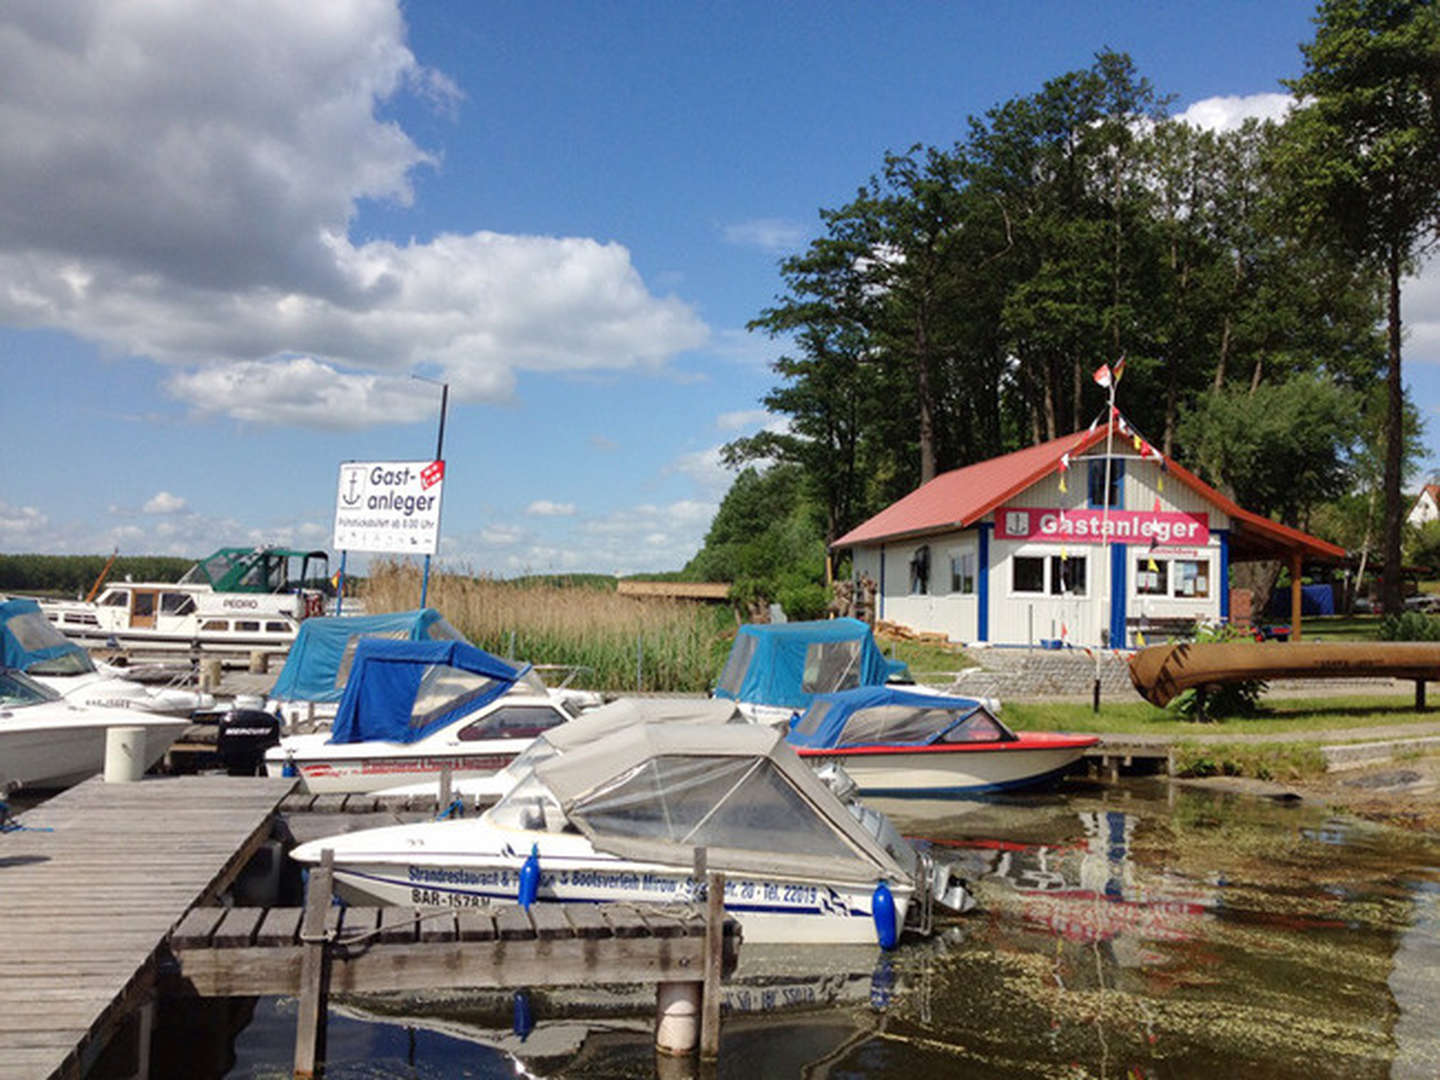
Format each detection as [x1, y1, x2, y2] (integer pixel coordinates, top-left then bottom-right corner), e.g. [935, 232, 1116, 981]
[1174, 559, 1210, 598]
[1135, 558, 1168, 595]
[1087, 459, 1124, 509]
[1050, 555, 1087, 596]
[909, 545, 931, 595]
[949, 551, 976, 594]
[1013, 556, 1045, 594]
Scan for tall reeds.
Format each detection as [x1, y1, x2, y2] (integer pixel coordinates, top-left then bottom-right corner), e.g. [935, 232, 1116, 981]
[362, 560, 731, 692]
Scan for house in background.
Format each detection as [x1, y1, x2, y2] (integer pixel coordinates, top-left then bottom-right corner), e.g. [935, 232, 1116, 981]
[1407, 483, 1440, 528]
[833, 420, 1346, 648]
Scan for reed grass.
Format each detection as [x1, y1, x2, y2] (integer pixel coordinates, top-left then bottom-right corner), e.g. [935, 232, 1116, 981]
[363, 560, 732, 692]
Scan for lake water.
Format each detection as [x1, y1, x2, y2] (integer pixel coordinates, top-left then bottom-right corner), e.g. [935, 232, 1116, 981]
[200, 777, 1440, 1079]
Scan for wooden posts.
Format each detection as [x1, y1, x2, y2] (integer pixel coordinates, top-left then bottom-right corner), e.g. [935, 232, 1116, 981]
[1291, 552, 1304, 642]
[700, 871, 725, 1059]
[438, 761, 453, 810]
[1418, 679, 1428, 711]
[293, 848, 333, 1079]
[103, 726, 146, 783]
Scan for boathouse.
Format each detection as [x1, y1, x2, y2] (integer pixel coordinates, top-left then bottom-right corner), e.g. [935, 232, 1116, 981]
[833, 419, 1346, 648]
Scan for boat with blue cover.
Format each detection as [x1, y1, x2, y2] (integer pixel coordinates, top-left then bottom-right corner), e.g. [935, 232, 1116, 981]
[264, 637, 578, 793]
[786, 685, 1097, 796]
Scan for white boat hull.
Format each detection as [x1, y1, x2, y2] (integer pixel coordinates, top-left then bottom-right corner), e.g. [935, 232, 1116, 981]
[797, 742, 1091, 797]
[265, 746, 522, 794]
[294, 824, 912, 947]
[0, 710, 189, 789]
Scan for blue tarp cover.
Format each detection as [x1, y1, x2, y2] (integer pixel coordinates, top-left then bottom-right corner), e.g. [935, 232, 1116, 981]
[0, 597, 88, 672]
[787, 685, 989, 749]
[712, 618, 909, 711]
[328, 638, 527, 745]
[270, 608, 453, 703]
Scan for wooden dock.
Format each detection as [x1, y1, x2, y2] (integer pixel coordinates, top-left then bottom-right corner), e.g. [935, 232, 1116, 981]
[0, 775, 296, 1080]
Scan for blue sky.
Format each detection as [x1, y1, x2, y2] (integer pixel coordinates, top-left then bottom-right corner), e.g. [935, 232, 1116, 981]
[3, 1, 1437, 575]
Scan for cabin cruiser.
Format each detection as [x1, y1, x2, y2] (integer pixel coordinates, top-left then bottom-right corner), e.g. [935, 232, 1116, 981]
[37, 545, 335, 654]
[1, 598, 210, 716]
[786, 686, 1098, 796]
[291, 723, 973, 946]
[264, 638, 580, 793]
[374, 696, 747, 803]
[0, 669, 190, 789]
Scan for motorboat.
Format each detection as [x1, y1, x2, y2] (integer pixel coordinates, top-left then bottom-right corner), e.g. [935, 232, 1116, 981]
[711, 618, 911, 724]
[263, 638, 579, 794]
[291, 723, 973, 946]
[0, 668, 190, 789]
[1, 597, 210, 716]
[265, 608, 599, 728]
[786, 686, 1098, 796]
[36, 545, 336, 654]
[373, 696, 747, 803]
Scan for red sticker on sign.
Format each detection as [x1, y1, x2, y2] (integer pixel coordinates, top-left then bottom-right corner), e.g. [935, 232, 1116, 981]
[421, 460, 445, 489]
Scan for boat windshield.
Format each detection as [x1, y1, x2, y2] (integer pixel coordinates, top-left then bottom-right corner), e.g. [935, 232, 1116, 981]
[4, 611, 95, 676]
[569, 754, 859, 861]
[714, 634, 757, 697]
[0, 669, 62, 706]
[488, 772, 570, 832]
[410, 664, 502, 729]
[801, 641, 863, 694]
[834, 704, 1014, 747]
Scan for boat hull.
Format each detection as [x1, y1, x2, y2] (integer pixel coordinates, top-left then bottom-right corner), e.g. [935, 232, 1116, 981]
[796, 736, 1096, 796]
[265, 748, 521, 794]
[0, 714, 189, 789]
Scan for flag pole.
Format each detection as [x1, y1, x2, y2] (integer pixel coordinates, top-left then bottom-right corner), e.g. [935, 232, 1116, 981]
[1095, 366, 1118, 713]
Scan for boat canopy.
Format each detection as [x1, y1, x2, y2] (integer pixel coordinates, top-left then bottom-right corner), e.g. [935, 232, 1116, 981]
[178, 546, 329, 593]
[328, 638, 532, 745]
[787, 686, 1015, 750]
[712, 618, 909, 711]
[270, 608, 464, 704]
[0, 598, 94, 676]
[532, 723, 910, 885]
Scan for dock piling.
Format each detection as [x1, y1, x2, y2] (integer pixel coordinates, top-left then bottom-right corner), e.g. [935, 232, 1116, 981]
[293, 848, 334, 1079]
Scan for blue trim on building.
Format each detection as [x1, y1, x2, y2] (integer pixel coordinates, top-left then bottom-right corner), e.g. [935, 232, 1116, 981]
[878, 543, 886, 621]
[977, 523, 992, 642]
[1217, 529, 1230, 621]
[1109, 543, 1127, 647]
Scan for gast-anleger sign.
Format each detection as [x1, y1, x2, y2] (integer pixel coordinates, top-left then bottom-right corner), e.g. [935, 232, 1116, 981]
[995, 506, 1209, 547]
[333, 460, 445, 555]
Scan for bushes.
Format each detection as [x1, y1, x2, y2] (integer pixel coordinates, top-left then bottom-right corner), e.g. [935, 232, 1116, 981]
[1169, 621, 1267, 721]
[1379, 611, 1440, 641]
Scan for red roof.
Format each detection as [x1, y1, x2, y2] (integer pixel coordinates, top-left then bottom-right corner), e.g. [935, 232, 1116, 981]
[832, 421, 1346, 561]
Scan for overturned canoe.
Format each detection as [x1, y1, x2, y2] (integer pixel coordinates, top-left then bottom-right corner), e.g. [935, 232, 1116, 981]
[1128, 641, 1440, 707]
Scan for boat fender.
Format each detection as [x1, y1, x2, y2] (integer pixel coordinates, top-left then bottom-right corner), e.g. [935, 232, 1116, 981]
[872, 880, 898, 949]
[518, 843, 541, 909]
[512, 990, 534, 1041]
[281, 752, 297, 779]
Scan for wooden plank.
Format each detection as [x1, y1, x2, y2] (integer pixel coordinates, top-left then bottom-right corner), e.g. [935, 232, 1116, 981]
[255, 907, 304, 947]
[170, 907, 226, 949]
[336, 906, 380, 945]
[528, 904, 572, 940]
[213, 906, 267, 948]
[418, 909, 457, 944]
[454, 909, 497, 942]
[374, 907, 419, 945]
[561, 904, 613, 939]
[605, 906, 653, 939]
[309, 794, 347, 813]
[494, 906, 535, 941]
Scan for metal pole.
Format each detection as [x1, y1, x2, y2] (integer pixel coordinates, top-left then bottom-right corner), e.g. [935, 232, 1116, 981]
[417, 380, 449, 611]
[1095, 372, 1118, 712]
[335, 550, 347, 616]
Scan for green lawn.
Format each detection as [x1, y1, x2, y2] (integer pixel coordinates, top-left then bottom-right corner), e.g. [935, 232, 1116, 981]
[1004, 693, 1439, 738]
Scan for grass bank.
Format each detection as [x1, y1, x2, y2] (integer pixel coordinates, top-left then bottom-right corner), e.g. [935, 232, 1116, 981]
[364, 561, 733, 693]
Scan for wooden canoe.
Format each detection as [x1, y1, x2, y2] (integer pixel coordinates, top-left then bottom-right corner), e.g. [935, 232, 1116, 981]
[1128, 641, 1440, 707]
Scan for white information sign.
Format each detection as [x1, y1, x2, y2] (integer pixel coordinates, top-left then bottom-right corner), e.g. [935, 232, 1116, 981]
[333, 460, 446, 555]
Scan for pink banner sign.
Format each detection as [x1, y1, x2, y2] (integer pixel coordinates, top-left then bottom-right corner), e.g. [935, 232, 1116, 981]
[995, 506, 1209, 546]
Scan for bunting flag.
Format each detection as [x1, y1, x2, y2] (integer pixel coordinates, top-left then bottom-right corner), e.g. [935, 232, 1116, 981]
[1058, 473, 1067, 493]
[1113, 355, 1127, 383]
[1133, 433, 1142, 451]
[1157, 472, 1165, 492]
[1147, 557, 1159, 572]
[1136, 629, 1147, 647]
[1089, 414, 1101, 433]
[1060, 621, 1069, 639]
[1093, 362, 1113, 388]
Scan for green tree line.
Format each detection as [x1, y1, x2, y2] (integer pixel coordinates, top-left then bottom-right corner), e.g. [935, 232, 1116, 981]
[696, 8, 1438, 614]
[0, 554, 195, 596]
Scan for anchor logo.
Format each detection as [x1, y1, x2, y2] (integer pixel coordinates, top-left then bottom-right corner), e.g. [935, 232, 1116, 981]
[340, 466, 365, 507]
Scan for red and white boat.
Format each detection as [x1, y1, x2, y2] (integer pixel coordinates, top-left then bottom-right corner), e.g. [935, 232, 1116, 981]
[786, 686, 1096, 797]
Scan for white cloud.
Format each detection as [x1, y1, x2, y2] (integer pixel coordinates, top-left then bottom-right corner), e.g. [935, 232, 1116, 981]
[668, 446, 737, 496]
[479, 525, 526, 546]
[525, 500, 577, 517]
[142, 491, 187, 515]
[587, 433, 619, 452]
[723, 218, 808, 253]
[716, 409, 772, 431]
[1175, 92, 1295, 132]
[1408, 261, 1440, 360]
[0, 1, 708, 428]
[0, 502, 48, 537]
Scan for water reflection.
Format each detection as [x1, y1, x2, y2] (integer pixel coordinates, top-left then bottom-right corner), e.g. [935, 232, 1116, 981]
[210, 782, 1440, 1079]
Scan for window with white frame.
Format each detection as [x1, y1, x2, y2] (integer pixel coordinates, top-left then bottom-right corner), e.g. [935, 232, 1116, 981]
[1135, 558, 1168, 595]
[1132, 556, 1211, 599]
[1174, 559, 1211, 598]
[1011, 553, 1088, 596]
[1050, 555, 1087, 596]
[949, 550, 976, 594]
[1012, 555, 1045, 594]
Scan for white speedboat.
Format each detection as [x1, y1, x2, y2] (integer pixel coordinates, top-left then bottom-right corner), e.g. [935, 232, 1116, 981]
[373, 696, 747, 803]
[2, 597, 210, 715]
[291, 723, 973, 946]
[37, 545, 335, 654]
[264, 638, 579, 793]
[0, 669, 190, 789]
[787, 686, 1097, 796]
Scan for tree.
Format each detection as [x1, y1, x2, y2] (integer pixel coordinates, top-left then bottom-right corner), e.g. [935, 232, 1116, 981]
[1282, 0, 1440, 613]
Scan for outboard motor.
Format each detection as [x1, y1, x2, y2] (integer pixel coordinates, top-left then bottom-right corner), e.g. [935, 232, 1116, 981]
[216, 708, 282, 776]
